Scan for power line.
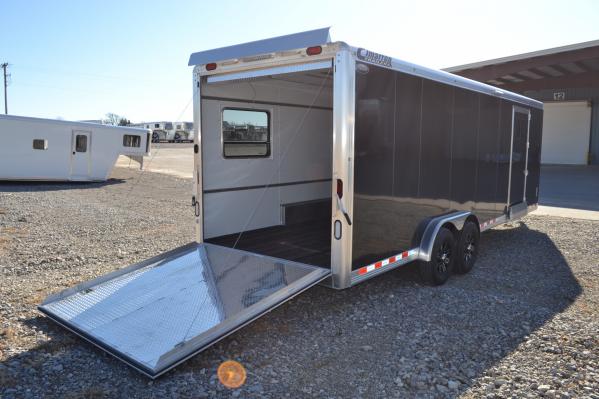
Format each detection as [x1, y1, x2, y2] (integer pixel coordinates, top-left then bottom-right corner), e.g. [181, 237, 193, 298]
[1, 62, 9, 114]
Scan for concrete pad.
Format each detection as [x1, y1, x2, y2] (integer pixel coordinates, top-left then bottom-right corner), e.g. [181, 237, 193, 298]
[533, 205, 599, 221]
[540, 165, 599, 211]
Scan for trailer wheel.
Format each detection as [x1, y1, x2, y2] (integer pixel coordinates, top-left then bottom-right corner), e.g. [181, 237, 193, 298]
[455, 221, 479, 274]
[419, 227, 455, 285]
[152, 132, 159, 143]
[174, 133, 181, 142]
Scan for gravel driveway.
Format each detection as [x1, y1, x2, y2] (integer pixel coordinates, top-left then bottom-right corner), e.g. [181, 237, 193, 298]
[1, 168, 598, 398]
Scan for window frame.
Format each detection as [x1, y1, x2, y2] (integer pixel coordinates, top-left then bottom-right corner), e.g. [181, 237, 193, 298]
[32, 139, 48, 150]
[221, 107, 271, 159]
[75, 134, 88, 152]
[123, 134, 141, 148]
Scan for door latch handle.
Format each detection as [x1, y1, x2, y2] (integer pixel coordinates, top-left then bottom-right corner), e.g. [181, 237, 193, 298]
[336, 195, 352, 226]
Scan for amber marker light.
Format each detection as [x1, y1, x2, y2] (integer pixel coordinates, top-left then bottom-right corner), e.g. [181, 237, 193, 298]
[217, 360, 247, 389]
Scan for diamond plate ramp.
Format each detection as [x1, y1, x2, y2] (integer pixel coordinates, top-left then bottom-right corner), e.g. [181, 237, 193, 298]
[39, 243, 329, 378]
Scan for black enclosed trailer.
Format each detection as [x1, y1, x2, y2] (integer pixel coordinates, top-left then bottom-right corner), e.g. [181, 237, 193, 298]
[39, 28, 543, 378]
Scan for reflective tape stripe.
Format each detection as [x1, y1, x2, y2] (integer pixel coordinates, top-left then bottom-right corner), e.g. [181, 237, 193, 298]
[480, 218, 497, 230]
[357, 249, 418, 276]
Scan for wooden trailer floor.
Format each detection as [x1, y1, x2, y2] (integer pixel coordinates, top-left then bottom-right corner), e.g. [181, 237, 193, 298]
[206, 221, 331, 268]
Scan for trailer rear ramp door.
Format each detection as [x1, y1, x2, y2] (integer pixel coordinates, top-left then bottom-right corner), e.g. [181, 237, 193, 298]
[38, 243, 330, 378]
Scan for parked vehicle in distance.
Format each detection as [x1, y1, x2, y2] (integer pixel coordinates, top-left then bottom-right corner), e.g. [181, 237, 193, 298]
[0, 114, 151, 181]
[39, 28, 543, 378]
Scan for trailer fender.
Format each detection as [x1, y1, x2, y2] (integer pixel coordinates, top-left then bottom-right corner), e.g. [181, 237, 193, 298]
[418, 211, 471, 262]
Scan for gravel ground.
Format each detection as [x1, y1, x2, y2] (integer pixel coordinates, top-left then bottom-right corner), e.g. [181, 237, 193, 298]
[1, 168, 598, 399]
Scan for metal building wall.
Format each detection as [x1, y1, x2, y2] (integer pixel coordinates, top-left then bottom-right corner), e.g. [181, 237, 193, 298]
[524, 88, 599, 164]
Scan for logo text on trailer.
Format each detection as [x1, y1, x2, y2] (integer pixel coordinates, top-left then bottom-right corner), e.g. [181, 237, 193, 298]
[357, 48, 392, 67]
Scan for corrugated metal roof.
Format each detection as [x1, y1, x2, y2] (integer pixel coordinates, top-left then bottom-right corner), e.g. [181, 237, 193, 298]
[444, 38, 599, 72]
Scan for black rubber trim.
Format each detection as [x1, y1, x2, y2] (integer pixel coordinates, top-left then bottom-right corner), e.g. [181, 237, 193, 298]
[201, 95, 333, 111]
[204, 178, 332, 194]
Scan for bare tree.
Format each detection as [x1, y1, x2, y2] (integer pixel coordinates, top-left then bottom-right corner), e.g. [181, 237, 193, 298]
[104, 112, 122, 126]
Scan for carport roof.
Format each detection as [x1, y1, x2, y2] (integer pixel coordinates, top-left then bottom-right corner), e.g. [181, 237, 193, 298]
[444, 39, 599, 92]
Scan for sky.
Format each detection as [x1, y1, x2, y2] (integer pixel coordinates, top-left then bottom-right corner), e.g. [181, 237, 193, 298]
[1, 0, 598, 122]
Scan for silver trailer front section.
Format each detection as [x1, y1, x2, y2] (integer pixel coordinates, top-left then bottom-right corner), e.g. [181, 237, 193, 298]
[40, 28, 543, 378]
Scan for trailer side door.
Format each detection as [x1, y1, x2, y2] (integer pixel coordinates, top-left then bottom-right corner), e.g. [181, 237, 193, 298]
[70, 130, 92, 180]
[508, 107, 531, 206]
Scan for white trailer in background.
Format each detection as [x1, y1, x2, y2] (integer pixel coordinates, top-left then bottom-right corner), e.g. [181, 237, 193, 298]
[173, 121, 194, 142]
[0, 114, 151, 182]
[132, 121, 176, 142]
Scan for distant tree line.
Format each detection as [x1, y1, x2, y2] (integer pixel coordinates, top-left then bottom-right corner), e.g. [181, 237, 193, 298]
[104, 112, 130, 126]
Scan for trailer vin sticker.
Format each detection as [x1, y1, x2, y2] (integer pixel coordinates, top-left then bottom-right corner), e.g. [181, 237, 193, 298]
[357, 48, 392, 67]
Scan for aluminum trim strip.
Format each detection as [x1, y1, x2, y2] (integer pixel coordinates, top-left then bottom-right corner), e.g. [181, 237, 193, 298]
[201, 95, 333, 111]
[203, 178, 332, 194]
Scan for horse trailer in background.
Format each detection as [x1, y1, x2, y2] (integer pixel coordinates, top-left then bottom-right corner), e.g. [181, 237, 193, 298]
[39, 28, 543, 378]
[0, 115, 151, 181]
[174, 121, 194, 142]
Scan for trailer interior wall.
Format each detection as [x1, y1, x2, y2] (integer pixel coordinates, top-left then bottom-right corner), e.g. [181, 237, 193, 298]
[201, 68, 334, 267]
[351, 63, 543, 268]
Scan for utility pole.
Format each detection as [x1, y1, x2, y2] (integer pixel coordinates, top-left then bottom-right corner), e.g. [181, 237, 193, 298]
[1, 63, 8, 114]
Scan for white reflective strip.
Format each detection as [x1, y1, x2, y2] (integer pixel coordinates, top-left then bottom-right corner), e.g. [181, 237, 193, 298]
[382, 259, 390, 266]
[366, 265, 375, 273]
[207, 60, 333, 84]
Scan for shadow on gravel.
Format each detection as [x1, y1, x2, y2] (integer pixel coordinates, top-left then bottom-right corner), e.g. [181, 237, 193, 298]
[1, 220, 583, 398]
[0, 179, 126, 193]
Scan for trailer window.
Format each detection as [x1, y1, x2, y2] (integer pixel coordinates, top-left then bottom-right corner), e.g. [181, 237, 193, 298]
[75, 135, 87, 152]
[222, 109, 270, 158]
[154, 123, 160, 128]
[33, 139, 48, 150]
[123, 134, 141, 147]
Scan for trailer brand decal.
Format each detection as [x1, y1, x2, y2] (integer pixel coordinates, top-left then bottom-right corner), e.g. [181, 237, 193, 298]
[357, 249, 418, 276]
[357, 48, 392, 67]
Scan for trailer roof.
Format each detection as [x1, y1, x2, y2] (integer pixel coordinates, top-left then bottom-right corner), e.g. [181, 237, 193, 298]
[189, 28, 542, 109]
[188, 28, 331, 66]
[0, 114, 149, 132]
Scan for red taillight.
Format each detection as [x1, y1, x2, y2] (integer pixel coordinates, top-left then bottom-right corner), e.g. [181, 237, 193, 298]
[206, 63, 217, 71]
[306, 46, 322, 56]
[337, 179, 343, 198]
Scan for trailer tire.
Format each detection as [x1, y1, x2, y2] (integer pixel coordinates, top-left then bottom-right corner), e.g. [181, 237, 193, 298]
[455, 221, 479, 274]
[419, 227, 455, 285]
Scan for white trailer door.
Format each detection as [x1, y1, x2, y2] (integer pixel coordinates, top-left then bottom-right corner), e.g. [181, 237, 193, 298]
[70, 130, 91, 180]
[39, 243, 329, 378]
[541, 102, 591, 165]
